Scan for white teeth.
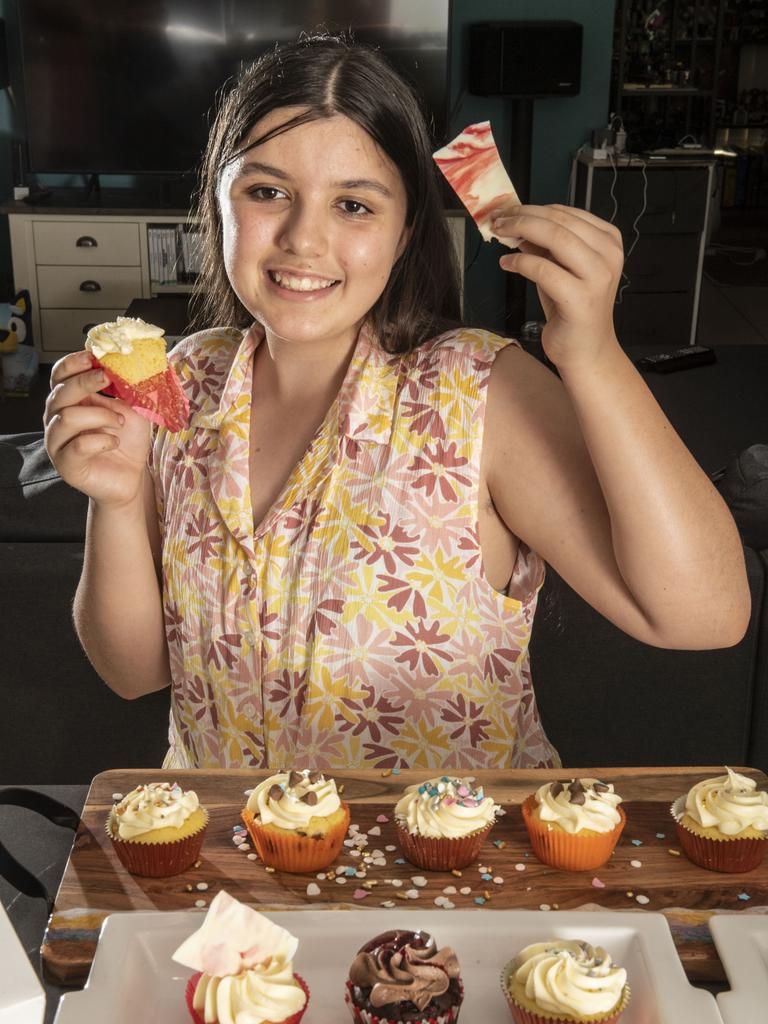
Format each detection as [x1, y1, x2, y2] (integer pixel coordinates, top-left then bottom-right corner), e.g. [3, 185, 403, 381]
[272, 271, 337, 292]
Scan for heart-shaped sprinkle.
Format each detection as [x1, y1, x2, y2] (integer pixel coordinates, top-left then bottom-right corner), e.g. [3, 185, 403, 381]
[306, 883, 321, 896]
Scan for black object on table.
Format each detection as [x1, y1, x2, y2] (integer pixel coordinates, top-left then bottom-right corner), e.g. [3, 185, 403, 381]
[0, 785, 87, 1024]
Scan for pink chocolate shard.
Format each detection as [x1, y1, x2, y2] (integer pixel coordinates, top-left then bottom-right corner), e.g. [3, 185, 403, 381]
[433, 121, 522, 246]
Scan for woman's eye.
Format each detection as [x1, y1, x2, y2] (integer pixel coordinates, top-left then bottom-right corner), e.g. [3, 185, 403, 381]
[248, 186, 286, 201]
[339, 199, 372, 216]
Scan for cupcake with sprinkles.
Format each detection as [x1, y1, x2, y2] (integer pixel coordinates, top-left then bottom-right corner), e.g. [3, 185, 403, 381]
[241, 769, 350, 872]
[394, 775, 502, 871]
[521, 778, 625, 871]
[501, 938, 630, 1024]
[105, 781, 209, 877]
[671, 766, 768, 872]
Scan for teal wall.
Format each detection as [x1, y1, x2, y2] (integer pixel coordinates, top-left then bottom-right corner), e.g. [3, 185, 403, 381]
[450, 0, 616, 331]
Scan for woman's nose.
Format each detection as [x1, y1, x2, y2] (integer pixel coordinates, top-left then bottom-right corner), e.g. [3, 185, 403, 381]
[277, 200, 328, 257]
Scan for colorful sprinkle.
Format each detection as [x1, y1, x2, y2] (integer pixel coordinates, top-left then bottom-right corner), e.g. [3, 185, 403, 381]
[306, 883, 321, 897]
[515, 863, 526, 872]
[405, 889, 420, 900]
[411, 876, 428, 888]
[460, 886, 472, 895]
[668, 849, 681, 857]
[391, 768, 401, 775]
[395, 858, 406, 865]
[367, 826, 382, 837]
[630, 860, 642, 868]
[493, 876, 504, 885]
[635, 894, 650, 905]
[196, 882, 208, 891]
[345, 867, 357, 877]
[376, 814, 389, 823]
[656, 832, 666, 839]
[481, 872, 492, 881]
[335, 876, 347, 885]
[539, 904, 551, 911]
[194, 900, 207, 908]
[247, 853, 257, 860]
[353, 889, 370, 900]
[474, 896, 486, 905]
[630, 839, 643, 846]
[591, 877, 606, 889]
[493, 839, 507, 849]
[381, 900, 396, 908]
[738, 892, 751, 901]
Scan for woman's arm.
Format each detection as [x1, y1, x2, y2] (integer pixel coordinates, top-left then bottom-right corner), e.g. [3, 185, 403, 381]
[74, 469, 170, 698]
[485, 205, 750, 650]
[44, 350, 171, 697]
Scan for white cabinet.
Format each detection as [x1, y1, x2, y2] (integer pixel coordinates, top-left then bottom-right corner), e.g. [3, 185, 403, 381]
[9, 209, 465, 363]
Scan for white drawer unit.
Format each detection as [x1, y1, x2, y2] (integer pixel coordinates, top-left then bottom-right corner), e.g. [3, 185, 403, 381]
[36, 266, 143, 309]
[40, 308, 129, 354]
[32, 221, 141, 266]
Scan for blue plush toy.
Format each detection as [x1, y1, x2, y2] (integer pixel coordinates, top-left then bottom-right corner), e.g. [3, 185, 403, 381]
[0, 289, 38, 396]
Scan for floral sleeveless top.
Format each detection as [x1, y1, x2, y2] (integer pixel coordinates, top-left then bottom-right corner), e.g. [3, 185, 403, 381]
[150, 324, 560, 770]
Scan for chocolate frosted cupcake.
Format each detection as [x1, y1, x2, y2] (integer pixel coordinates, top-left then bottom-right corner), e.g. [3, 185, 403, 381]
[501, 939, 630, 1024]
[105, 781, 208, 877]
[671, 766, 768, 872]
[521, 778, 625, 871]
[346, 929, 464, 1024]
[395, 775, 501, 871]
[241, 769, 350, 872]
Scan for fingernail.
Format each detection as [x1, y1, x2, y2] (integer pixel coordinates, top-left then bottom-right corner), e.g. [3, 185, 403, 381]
[118, 414, 125, 425]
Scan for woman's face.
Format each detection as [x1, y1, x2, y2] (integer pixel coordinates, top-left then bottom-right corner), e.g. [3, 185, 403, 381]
[218, 107, 410, 352]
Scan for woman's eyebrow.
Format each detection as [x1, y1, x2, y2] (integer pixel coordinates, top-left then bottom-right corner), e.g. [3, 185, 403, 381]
[237, 160, 393, 198]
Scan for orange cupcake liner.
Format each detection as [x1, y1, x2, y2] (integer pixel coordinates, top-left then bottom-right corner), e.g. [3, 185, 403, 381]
[241, 803, 350, 873]
[521, 796, 626, 871]
[106, 809, 208, 878]
[185, 971, 309, 1024]
[395, 819, 493, 871]
[500, 963, 630, 1024]
[670, 796, 767, 873]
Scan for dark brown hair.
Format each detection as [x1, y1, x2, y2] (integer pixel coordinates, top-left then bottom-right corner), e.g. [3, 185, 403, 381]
[190, 33, 462, 353]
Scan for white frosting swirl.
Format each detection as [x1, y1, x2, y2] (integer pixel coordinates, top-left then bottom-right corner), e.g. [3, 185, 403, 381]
[512, 939, 627, 1018]
[246, 770, 341, 828]
[193, 958, 305, 1024]
[85, 316, 164, 358]
[684, 767, 768, 835]
[395, 776, 501, 838]
[535, 778, 623, 835]
[109, 782, 199, 840]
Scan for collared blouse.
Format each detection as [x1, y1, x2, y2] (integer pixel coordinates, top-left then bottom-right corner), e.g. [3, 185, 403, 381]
[150, 324, 560, 770]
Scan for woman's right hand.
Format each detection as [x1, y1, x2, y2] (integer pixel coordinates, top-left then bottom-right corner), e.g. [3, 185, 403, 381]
[44, 350, 151, 508]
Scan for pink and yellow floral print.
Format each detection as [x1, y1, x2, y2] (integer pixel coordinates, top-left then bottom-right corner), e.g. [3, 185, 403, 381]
[150, 324, 560, 770]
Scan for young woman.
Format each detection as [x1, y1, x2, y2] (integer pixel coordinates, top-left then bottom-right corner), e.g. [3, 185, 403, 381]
[43, 36, 750, 770]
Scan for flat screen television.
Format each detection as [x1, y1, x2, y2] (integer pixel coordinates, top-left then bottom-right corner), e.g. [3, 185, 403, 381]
[12, 0, 452, 178]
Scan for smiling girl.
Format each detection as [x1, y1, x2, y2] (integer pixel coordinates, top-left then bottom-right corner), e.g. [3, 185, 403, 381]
[43, 35, 750, 770]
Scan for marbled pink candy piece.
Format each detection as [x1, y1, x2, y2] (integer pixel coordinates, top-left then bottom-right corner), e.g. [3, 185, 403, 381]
[433, 121, 522, 245]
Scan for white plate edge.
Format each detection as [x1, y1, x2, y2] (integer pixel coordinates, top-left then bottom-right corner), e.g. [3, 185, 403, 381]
[709, 914, 768, 1024]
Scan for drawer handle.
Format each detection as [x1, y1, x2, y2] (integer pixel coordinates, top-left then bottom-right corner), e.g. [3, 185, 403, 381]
[82, 323, 97, 335]
[76, 235, 98, 247]
[79, 280, 102, 292]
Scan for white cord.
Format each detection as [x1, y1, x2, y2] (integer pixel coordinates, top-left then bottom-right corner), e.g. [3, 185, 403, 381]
[610, 153, 648, 305]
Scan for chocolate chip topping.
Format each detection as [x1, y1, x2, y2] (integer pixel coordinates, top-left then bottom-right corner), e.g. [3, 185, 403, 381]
[308, 770, 323, 784]
[550, 782, 564, 798]
[288, 770, 303, 788]
[568, 780, 586, 805]
[268, 784, 284, 802]
[593, 782, 610, 793]
[301, 791, 318, 806]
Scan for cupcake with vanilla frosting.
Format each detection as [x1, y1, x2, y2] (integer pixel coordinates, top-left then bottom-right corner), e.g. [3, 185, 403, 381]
[345, 928, 464, 1024]
[241, 769, 350, 872]
[521, 779, 625, 871]
[105, 781, 208, 877]
[173, 891, 309, 1024]
[394, 775, 501, 871]
[501, 939, 630, 1024]
[671, 766, 768, 872]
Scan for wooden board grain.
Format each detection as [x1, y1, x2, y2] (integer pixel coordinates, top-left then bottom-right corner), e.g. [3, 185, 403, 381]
[42, 766, 768, 987]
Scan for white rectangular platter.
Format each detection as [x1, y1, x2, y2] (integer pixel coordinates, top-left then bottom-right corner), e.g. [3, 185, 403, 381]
[0, 903, 44, 1024]
[55, 908, 721, 1024]
[709, 913, 768, 1024]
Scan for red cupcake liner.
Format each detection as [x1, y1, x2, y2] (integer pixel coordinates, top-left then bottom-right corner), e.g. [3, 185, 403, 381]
[106, 813, 207, 878]
[185, 971, 309, 1024]
[395, 820, 493, 871]
[241, 803, 351, 873]
[521, 796, 626, 871]
[670, 796, 767, 873]
[344, 977, 464, 1024]
[91, 353, 189, 432]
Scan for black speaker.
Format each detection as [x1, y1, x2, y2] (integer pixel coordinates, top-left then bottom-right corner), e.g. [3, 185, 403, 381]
[469, 21, 583, 98]
[0, 20, 8, 92]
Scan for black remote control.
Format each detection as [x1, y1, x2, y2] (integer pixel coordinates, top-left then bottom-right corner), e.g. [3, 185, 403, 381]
[635, 345, 716, 373]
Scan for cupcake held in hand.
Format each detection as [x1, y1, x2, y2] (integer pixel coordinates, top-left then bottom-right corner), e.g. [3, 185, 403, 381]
[241, 769, 350, 872]
[173, 891, 309, 1024]
[671, 766, 768, 872]
[346, 929, 464, 1024]
[522, 779, 625, 871]
[105, 781, 208, 877]
[501, 939, 630, 1024]
[394, 775, 502, 871]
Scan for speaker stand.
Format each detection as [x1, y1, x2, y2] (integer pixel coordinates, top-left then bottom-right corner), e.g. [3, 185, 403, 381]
[505, 98, 534, 338]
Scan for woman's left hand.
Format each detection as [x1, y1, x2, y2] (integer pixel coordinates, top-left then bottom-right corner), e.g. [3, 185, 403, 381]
[493, 204, 624, 371]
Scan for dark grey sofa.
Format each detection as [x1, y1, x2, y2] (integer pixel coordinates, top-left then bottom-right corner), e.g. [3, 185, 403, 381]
[2, 344, 767, 781]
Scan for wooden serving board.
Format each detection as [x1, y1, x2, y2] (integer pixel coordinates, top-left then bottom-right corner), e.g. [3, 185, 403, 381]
[42, 766, 768, 987]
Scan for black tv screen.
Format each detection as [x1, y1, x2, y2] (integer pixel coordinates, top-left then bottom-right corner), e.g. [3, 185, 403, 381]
[15, 0, 451, 176]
